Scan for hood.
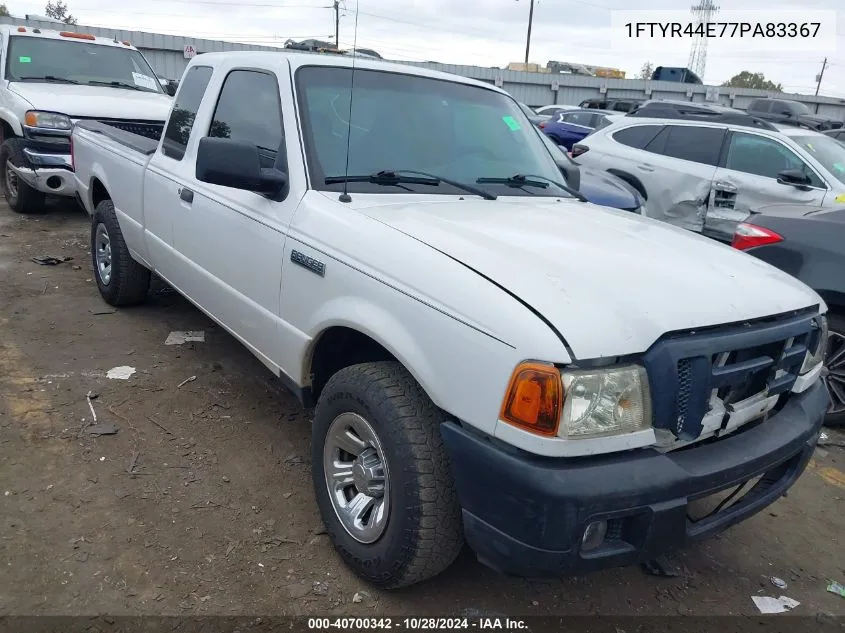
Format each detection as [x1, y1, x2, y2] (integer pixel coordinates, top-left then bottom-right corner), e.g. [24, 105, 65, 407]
[9, 82, 172, 122]
[798, 113, 839, 126]
[578, 167, 640, 210]
[352, 196, 823, 359]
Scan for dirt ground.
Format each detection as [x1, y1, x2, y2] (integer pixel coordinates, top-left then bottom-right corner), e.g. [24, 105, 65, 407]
[1, 200, 844, 622]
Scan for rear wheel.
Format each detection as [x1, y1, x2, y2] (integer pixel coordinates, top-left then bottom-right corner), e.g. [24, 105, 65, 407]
[312, 361, 463, 588]
[0, 138, 46, 214]
[823, 313, 845, 427]
[91, 199, 151, 306]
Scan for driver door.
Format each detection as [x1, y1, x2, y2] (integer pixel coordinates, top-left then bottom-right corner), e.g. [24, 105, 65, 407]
[705, 131, 827, 240]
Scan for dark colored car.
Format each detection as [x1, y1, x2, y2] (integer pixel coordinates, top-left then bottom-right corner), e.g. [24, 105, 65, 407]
[579, 97, 643, 113]
[732, 204, 845, 426]
[540, 108, 614, 151]
[650, 66, 702, 84]
[747, 98, 843, 132]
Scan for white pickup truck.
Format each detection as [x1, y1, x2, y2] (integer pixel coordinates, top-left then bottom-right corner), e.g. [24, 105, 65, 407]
[0, 23, 172, 213]
[71, 51, 829, 588]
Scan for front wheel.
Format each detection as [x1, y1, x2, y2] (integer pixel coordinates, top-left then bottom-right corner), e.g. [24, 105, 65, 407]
[312, 361, 463, 588]
[0, 138, 46, 214]
[823, 314, 845, 427]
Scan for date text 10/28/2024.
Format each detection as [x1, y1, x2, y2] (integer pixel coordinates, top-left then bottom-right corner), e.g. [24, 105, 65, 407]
[307, 618, 529, 630]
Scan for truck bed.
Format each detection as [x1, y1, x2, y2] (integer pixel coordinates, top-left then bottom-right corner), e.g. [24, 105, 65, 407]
[74, 120, 160, 156]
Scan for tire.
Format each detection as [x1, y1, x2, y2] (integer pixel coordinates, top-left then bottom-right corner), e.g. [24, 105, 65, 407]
[0, 138, 46, 214]
[91, 199, 150, 306]
[823, 313, 845, 427]
[312, 361, 463, 588]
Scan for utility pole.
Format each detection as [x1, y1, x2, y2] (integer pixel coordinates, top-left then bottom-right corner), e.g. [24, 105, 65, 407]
[333, 0, 340, 49]
[524, 0, 535, 64]
[815, 57, 827, 96]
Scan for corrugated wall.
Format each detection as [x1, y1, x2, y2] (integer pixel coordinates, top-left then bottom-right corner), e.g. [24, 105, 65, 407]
[3, 15, 844, 118]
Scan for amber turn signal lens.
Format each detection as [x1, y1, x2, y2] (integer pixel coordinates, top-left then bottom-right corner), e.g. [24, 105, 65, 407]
[499, 362, 563, 436]
[24, 111, 37, 126]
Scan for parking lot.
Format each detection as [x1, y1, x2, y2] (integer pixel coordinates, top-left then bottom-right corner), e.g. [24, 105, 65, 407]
[0, 200, 844, 620]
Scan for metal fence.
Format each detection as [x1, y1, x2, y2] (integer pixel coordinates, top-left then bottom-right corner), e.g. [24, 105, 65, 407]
[3, 15, 844, 119]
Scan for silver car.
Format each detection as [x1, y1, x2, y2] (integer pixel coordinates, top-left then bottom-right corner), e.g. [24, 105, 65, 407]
[573, 116, 845, 240]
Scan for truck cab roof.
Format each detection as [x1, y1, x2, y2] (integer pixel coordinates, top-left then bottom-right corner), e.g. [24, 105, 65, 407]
[1, 24, 141, 51]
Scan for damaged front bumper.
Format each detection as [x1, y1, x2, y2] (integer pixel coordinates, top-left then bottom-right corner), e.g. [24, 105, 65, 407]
[9, 148, 76, 197]
[441, 379, 826, 578]
[9, 129, 77, 197]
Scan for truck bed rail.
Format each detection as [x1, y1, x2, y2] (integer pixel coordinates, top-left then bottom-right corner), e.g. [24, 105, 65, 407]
[74, 120, 160, 156]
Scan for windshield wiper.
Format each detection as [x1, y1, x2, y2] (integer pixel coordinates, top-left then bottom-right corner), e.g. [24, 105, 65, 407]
[18, 75, 80, 84]
[325, 170, 497, 200]
[476, 173, 587, 202]
[87, 80, 146, 91]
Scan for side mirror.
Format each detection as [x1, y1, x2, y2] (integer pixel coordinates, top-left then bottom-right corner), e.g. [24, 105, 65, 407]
[555, 156, 580, 191]
[164, 83, 177, 97]
[196, 137, 288, 200]
[776, 168, 811, 189]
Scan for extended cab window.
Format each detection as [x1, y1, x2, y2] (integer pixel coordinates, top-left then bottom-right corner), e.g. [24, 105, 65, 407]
[646, 125, 725, 166]
[725, 132, 824, 187]
[162, 66, 213, 161]
[208, 70, 283, 168]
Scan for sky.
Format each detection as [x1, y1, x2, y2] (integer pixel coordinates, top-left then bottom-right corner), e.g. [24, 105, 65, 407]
[7, 0, 845, 98]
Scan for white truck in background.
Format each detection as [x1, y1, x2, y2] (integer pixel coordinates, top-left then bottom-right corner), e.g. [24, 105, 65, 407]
[71, 50, 829, 588]
[0, 23, 173, 213]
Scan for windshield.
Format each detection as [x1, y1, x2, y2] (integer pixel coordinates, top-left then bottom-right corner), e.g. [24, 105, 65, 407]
[295, 66, 571, 197]
[6, 36, 162, 94]
[791, 101, 810, 115]
[793, 135, 845, 185]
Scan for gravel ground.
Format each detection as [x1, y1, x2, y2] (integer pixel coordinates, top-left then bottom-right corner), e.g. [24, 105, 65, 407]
[0, 200, 844, 626]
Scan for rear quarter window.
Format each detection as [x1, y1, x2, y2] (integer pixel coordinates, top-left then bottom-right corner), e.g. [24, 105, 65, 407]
[611, 124, 663, 149]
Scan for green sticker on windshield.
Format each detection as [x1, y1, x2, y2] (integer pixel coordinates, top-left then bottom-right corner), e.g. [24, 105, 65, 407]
[502, 115, 521, 131]
[834, 162, 845, 173]
[18, 56, 31, 63]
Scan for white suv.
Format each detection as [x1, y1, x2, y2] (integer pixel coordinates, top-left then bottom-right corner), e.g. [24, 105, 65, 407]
[573, 116, 845, 241]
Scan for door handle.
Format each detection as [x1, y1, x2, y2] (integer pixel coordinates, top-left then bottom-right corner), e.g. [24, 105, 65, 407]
[179, 187, 194, 203]
[637, 163, 655, 172]
[714, 180, 737, 193]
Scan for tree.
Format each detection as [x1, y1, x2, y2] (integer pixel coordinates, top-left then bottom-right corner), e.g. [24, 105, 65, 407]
[639, 61, 654, 80]
[0, 4, 10, 16]
[45, 1, 77, 25]
[721, 71, 782, 92]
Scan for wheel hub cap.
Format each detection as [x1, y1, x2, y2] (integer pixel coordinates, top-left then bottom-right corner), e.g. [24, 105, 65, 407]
[323, 412, 390, 544]
[823, 329, 845, 414]
[95, 223, 112, 286]
[352, 448, 385, 498]
[5, 161, 18, 199]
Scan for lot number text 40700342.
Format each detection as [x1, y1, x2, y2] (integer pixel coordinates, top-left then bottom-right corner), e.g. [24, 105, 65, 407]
[307, 618, 529, 630]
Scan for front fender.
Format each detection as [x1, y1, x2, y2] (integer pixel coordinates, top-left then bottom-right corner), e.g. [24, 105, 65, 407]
[303, 295, 523, 438]
[0, 111, 23, 137]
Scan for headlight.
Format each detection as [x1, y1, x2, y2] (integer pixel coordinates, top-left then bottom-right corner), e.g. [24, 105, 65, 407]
[800, 315, 828, 375]
[24, 111, 72, 130]
[561, 365, 651, 438]
[499, 362, 651, 439]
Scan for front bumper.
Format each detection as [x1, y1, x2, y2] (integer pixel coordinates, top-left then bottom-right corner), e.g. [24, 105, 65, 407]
[8, 130, 76, 197]
[441, 379, 826, 578]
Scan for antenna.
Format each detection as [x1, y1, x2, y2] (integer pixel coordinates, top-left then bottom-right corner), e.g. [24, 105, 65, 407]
[687, 0, 718, 80]
[338, 0, 359, 203]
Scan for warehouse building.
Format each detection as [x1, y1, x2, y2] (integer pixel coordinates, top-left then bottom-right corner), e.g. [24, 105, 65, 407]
[3, 14, 844, 118]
